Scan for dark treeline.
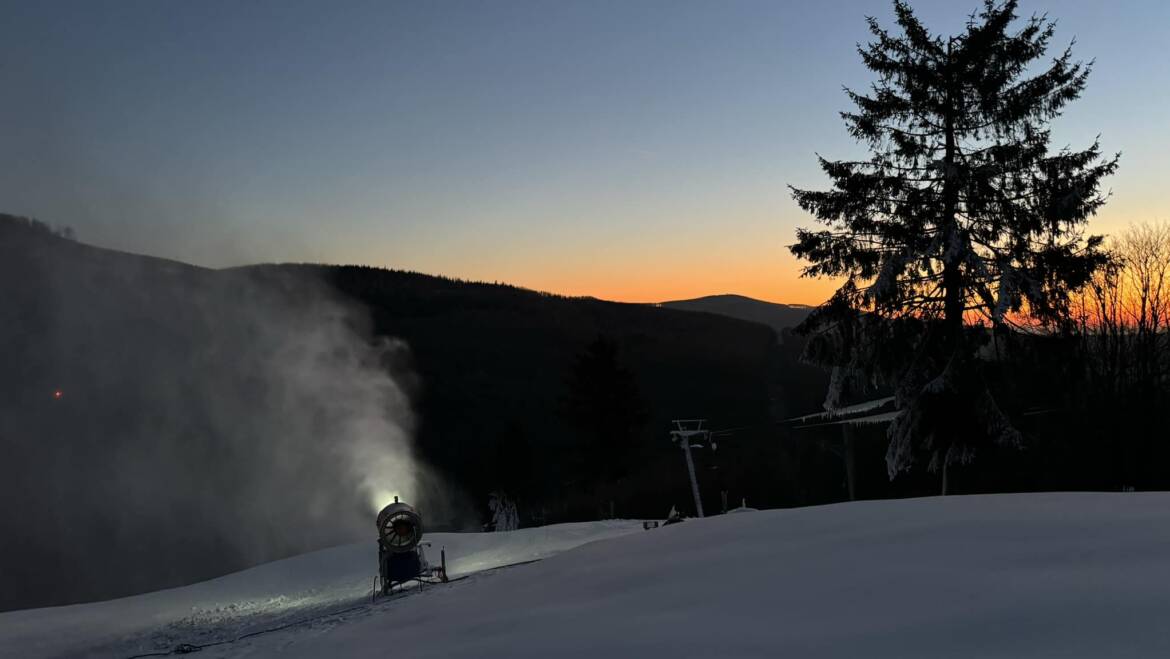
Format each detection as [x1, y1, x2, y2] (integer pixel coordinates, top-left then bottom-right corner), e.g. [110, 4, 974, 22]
[798, 299, 1170, 501]
[240, 262, 835, 524]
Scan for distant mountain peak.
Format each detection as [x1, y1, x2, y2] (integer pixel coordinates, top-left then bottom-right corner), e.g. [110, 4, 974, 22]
[657, 294, 813, 333]
[661, 293, 812, 308]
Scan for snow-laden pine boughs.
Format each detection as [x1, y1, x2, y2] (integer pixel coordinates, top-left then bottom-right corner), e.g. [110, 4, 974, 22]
[790, 1, 1116, 483]
[488, 492, 520, 531]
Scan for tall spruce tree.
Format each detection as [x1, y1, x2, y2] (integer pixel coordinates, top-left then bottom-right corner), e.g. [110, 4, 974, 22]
[790, 0, 1118, 491]
[561, 336, 648, 484]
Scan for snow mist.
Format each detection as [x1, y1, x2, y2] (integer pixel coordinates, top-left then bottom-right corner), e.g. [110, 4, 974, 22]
[242, 274, 421, 520]
[0, 245, 439, 609]
[175, 266, 430, 555]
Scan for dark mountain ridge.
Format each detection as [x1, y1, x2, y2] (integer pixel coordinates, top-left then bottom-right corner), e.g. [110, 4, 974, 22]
[0, 214, 829, 611]
[659, 294, 813, 335]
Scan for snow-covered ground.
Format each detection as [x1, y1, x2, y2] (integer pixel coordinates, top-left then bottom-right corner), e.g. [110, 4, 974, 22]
[5, 493, 1170, 658]
[0, 520, 641, 658]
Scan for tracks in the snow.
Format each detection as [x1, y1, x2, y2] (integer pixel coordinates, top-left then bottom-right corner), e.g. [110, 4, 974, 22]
[118, 559, 542, 658]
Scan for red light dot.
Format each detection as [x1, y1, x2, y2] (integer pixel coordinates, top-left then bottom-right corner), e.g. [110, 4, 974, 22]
[53, 390, 63, 400]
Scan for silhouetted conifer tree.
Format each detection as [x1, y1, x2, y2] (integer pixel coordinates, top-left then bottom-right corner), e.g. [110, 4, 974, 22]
[790, 0, 1118, 491]
[561, 336, 648, 484]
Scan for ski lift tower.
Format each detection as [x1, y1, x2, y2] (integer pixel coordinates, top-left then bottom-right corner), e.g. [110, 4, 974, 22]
[670, 419, 715, 518]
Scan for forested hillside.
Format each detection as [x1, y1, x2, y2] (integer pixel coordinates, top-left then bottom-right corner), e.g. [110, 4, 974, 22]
[0, 214, 830, 610]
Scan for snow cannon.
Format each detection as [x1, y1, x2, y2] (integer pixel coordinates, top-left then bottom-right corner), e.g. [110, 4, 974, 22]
[374, 497, 447, 598]
[376, 499, 423, 553]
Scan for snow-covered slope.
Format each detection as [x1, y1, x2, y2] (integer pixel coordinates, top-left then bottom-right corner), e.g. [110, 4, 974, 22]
[0, 521, 641, 658]
[6, 494, 1170, 658]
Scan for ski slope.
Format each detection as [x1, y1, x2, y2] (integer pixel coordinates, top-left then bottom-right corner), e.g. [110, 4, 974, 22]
[5, 493, 1170, 658]
[0, 520, 642, 658]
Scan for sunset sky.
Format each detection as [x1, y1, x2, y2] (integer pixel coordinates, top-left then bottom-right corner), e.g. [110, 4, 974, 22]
[2, 0, 1167, 305]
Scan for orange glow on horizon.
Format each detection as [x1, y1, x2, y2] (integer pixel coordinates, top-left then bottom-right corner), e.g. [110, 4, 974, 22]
[473, 261, 843, 307]
[354, 211, 1146, 310]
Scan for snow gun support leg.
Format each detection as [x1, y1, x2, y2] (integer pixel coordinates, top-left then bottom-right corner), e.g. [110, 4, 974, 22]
[437, 547, 448, 583]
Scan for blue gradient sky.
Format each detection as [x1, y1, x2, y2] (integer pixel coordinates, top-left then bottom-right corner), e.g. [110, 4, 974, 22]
[1, 0, 1166, 303]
